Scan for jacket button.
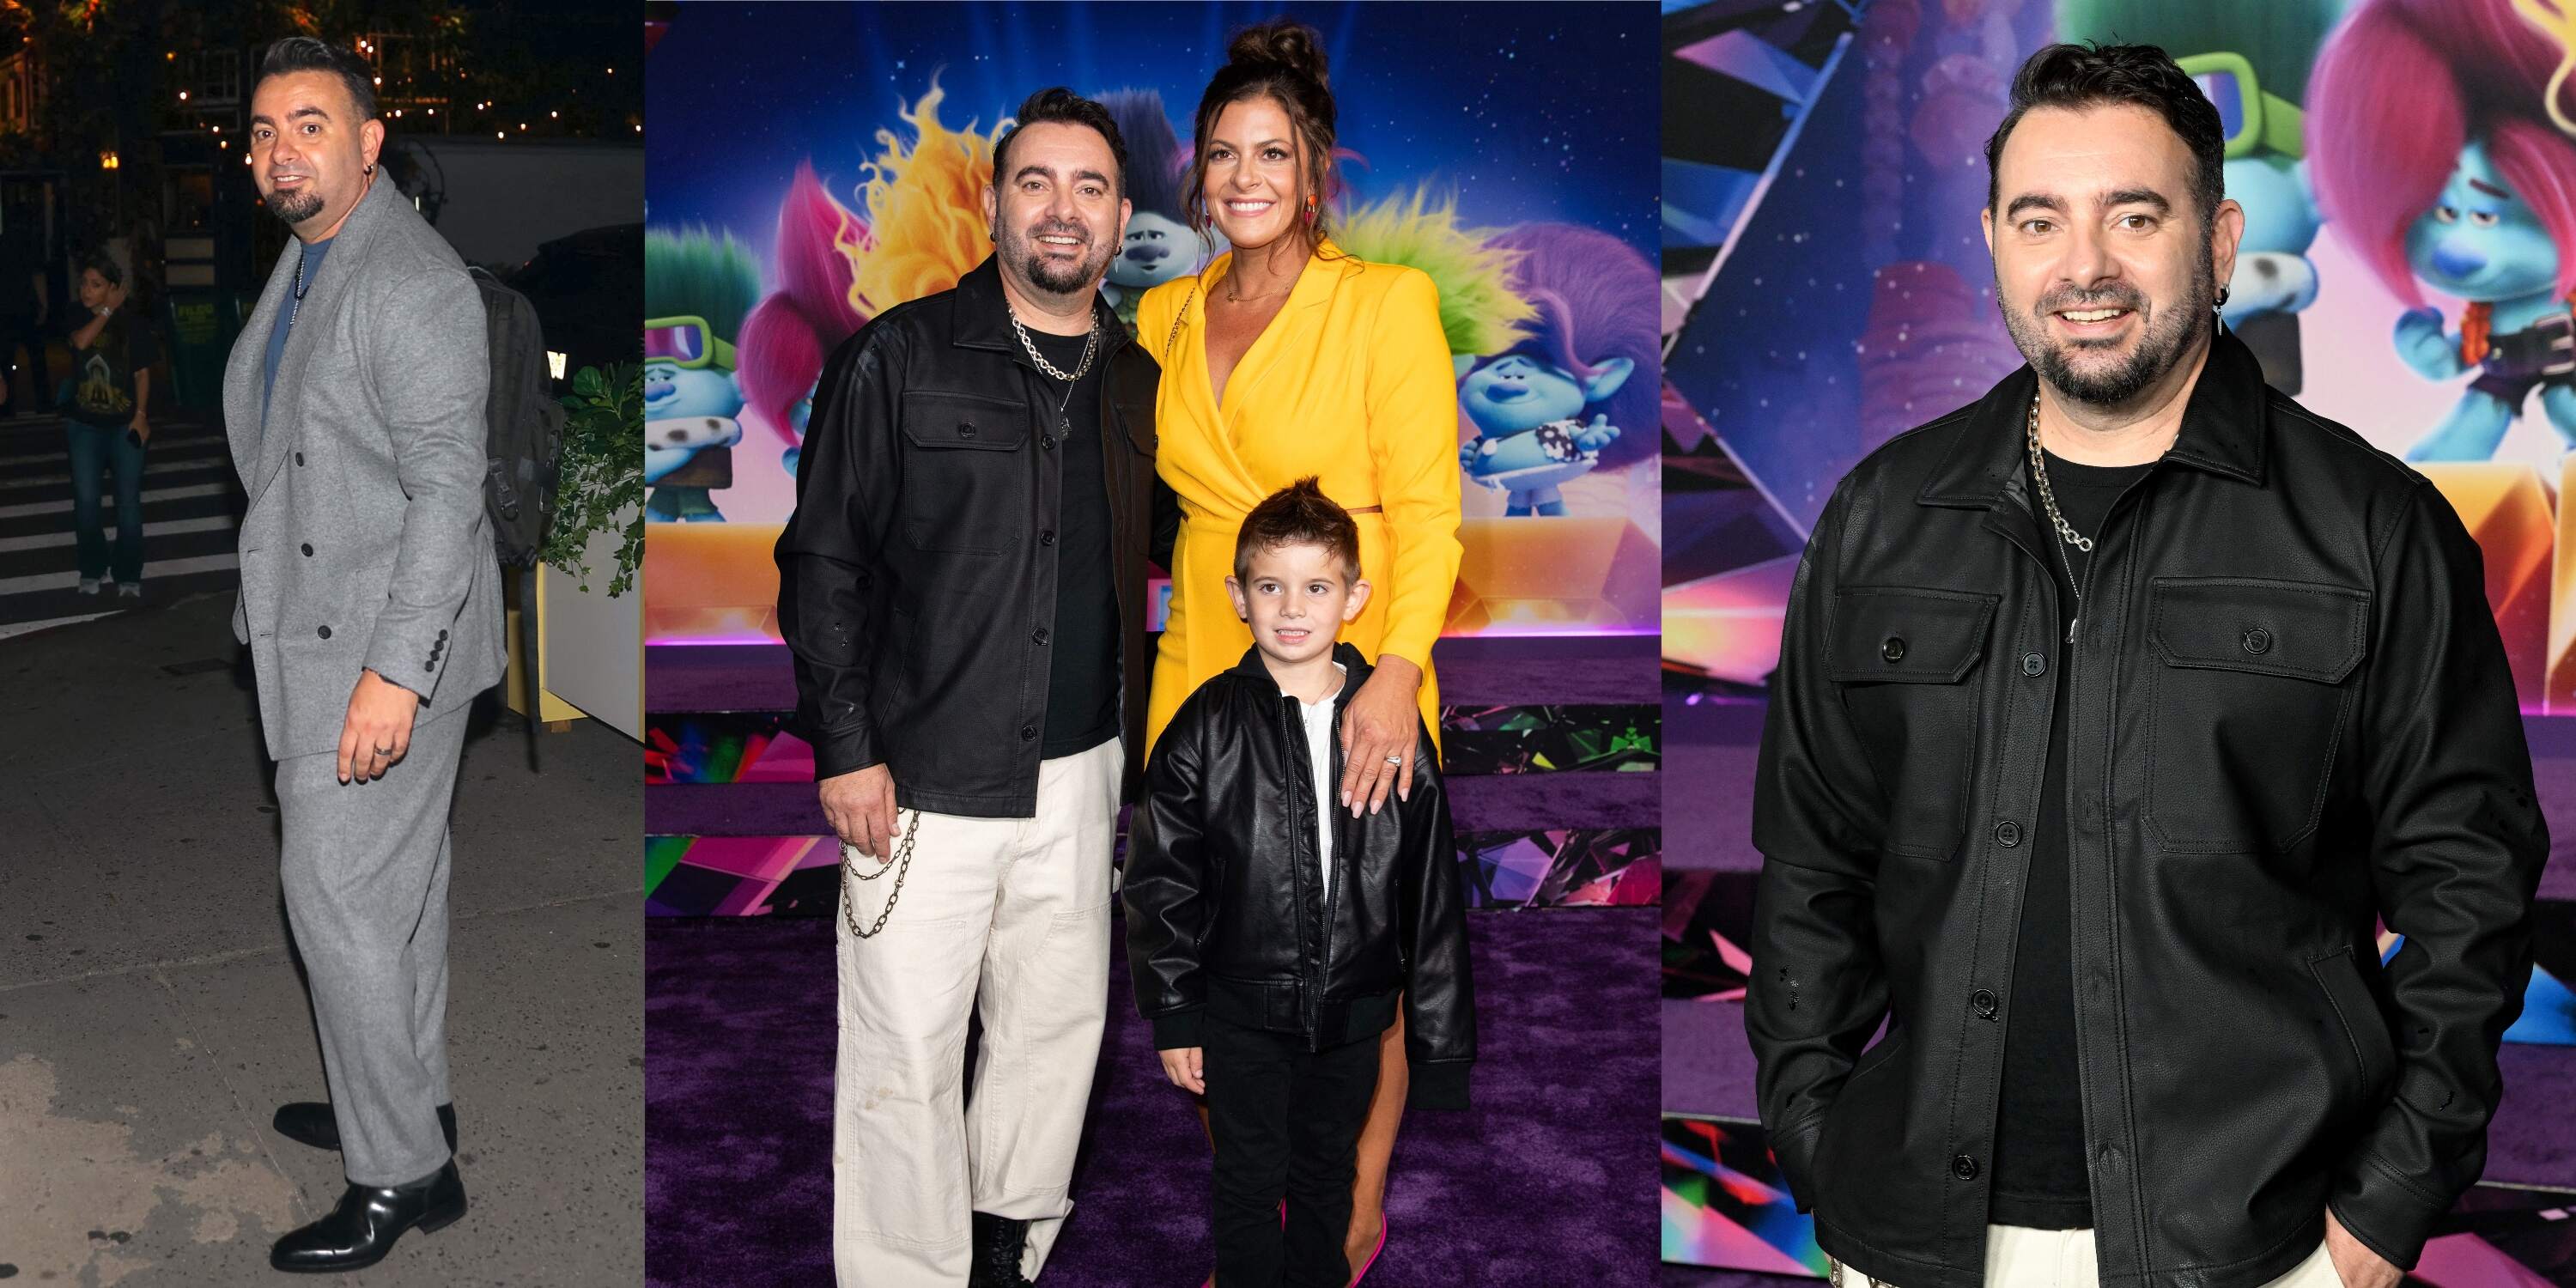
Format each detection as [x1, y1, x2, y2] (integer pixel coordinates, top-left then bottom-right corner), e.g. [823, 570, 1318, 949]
[958, 422, 976, 438]
[1995, 820, 2022, 847]
[316, 624, 331, 639]
[301, 543, 313, 556]
[1041, 434, 1056, 450]
[1033, 628, 1049, 645]
[1952, 1154, 1978, 1181]
[1040, 530, 1056, 545]
[294, 451, 305, 465]
[2021, 652, 2045, 677]
[1971, 988, 1998, 1018]
[1020, 725, 1037, 740]
[2242, 628, 2272, 655]
[1880, 636, 1906, 663]
[437, 629, 448, 641]
[424, 662, 435, 672]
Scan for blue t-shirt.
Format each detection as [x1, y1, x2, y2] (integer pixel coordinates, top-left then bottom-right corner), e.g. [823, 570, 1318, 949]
[264, 236, 333, 421]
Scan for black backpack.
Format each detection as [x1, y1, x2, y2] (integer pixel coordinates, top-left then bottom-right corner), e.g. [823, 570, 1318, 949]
[471, 267, 563, 567]
[469, 267, 566, 766]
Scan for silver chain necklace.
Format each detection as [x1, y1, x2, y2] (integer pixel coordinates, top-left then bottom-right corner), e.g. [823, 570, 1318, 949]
[1011, 308, 1100, 382]
[2026, 396, 2094, 554]
[1009, 307, 1098, 434]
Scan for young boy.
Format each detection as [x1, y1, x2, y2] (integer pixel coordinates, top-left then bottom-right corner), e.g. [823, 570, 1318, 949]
[1122, 477, 1476, 1288]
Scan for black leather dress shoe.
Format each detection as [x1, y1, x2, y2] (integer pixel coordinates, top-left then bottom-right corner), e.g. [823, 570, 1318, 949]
[271, 1102, 457, 1154]
[969, 1211, 1034, 1288]
[269, 1160, 466, 1273]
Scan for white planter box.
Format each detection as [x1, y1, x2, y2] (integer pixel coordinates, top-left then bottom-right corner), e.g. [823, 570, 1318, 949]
[536, 512, 642, 740]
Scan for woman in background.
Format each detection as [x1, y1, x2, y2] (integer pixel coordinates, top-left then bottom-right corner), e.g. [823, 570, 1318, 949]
[64, 252, 156, 598]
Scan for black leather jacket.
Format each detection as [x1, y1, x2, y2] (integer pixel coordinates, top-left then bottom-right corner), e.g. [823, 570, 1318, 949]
[1749, 333, 2546, 1288]
[1123, 644, 1476, 1109]
[775, 257, 1170, 817]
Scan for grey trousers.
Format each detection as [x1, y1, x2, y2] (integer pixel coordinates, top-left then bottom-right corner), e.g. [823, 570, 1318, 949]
[276, 703, 471, 1187]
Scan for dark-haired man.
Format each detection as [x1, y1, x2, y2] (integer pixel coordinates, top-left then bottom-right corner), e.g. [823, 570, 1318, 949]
[776, 87, 1165, 1287]
[223, 35, 501, 1273]
[1749, 41, 2544, 1288]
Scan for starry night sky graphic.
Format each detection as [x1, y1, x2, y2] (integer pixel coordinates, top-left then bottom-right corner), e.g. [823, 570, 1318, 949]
[647, 1, 1658, 267]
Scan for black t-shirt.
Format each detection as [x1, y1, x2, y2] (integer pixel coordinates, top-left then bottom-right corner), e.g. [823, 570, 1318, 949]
[68, 308, 161, 428]
[1990, 447, 2152, 1229]
[1024, 323, 1120, 758]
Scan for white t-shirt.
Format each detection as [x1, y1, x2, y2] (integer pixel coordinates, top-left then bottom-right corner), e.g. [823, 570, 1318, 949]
[1297, 664, 1348, 900]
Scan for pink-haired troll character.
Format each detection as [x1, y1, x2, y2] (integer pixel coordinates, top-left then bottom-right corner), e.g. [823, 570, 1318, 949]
[2309, 0, 2576, 460]
[736, 162, 870, 478]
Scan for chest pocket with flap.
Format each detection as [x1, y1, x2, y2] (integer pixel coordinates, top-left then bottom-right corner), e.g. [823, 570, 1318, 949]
[1826, 586, 1998, 860]
[2147, 576, 2368, 853]
[898, 389, 1027, 556]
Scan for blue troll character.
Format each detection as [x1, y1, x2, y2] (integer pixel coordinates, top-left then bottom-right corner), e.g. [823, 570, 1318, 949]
[2172, 52, 2326, 393]
[644, 226, 760, 520]
[2054, 2, 2345, 392]
[1097, 89, 1215, 330]
[2309, 0, 2576, 459]
[1458, 224, 1658, 516]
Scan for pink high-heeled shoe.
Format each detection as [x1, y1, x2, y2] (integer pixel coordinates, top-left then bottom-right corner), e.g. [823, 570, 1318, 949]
[1346, 1216, 1387, 1287]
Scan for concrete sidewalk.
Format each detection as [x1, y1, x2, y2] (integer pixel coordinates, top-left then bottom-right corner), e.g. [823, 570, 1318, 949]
[0, 590, 640, 1286]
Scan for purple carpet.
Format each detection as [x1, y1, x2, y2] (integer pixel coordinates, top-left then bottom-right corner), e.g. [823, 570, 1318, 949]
[646, 908, 1660, 1286]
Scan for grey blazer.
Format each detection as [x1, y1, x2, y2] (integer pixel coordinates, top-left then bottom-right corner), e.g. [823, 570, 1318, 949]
[224, 175, 506, 761]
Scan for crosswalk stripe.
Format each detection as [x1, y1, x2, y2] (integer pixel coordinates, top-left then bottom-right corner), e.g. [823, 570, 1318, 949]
[0, 610, 119, 641]
[0, 550, 238, 596]
[0, 481, 231, 519]
[2, 458, 228, 490]
[0, 513, 235, 554]
[0, 438, 228, 467]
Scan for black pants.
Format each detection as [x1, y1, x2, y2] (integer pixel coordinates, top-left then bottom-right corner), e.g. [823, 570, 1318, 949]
[1203, 1014, 1383, 1288]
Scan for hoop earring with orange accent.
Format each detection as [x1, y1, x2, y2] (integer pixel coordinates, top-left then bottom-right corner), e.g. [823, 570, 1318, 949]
[1304, 192, 1317, 226]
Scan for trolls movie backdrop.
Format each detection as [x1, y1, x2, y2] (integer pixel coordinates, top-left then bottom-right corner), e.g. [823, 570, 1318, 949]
[643, 1, 1662, 645]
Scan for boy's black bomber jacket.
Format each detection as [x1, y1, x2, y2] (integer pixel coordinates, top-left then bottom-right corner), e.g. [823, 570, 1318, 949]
[1122, 642, 1477, 1109]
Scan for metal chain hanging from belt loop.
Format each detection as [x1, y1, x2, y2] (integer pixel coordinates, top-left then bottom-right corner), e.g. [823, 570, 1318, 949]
[840, 811, 920, 940]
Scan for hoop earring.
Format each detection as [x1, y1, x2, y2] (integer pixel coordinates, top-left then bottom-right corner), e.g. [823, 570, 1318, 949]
[2213, 283, 2229, 313]
[1303, 193, 1317, 226]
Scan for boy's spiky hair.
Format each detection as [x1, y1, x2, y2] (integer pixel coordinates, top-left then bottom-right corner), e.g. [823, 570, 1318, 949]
[1234, 477, 1360, 584]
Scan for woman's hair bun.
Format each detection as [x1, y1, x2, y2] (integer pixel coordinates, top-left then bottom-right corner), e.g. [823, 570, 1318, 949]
[1226, 18, 1328, 89]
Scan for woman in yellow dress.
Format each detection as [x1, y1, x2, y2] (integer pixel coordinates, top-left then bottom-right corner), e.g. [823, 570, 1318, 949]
[1133, 18, 1463, 1285]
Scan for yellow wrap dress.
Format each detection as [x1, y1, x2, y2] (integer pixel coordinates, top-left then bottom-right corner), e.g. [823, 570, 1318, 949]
[1135, 241, 1464, 755]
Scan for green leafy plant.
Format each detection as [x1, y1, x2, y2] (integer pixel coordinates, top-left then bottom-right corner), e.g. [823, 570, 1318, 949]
[543, 361, 644, 597]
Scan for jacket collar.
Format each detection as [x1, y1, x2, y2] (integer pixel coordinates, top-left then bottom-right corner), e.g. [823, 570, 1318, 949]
[951, 254, 1131, 357]
[1227, 641, 1375, 707]
[1918, 327, 2271, 510]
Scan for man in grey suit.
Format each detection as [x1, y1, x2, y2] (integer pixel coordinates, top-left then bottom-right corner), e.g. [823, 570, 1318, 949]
[221, 38, 504, 1273]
